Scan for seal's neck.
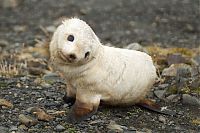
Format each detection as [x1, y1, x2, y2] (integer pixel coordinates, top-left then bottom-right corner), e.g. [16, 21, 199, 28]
[93, 43, 104, 60]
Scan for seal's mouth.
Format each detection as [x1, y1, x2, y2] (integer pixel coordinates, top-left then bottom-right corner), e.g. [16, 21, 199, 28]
[56, 50, 93, 66]
[58, 51, 74, 63]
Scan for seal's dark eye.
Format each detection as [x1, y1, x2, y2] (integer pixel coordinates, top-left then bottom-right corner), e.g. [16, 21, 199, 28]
[67, 35, 74, 42]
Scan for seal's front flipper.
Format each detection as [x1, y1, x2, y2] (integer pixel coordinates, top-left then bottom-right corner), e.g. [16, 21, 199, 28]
[137, 99, 176, 116]
[63, 94, 75, 106]
[66, 93, 101, 123]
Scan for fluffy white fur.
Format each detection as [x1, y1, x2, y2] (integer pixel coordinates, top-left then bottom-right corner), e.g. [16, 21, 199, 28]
[50, 18, 157, 106]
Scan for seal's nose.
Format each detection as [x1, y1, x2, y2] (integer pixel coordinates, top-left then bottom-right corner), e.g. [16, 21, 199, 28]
[67, 54, 77, 61]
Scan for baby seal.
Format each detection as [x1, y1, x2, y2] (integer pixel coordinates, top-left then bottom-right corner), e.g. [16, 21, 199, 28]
[49, 18, 157, 123]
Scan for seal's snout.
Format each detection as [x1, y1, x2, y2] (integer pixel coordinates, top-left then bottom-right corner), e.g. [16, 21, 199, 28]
[84, 51, 90, 59]
[59, 50, 77, 62]
[68, 54, 77, 60]
[65, 53, 77, 62]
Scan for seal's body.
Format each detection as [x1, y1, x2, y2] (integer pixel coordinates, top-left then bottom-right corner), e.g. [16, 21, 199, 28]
[50, 18, 157, 123]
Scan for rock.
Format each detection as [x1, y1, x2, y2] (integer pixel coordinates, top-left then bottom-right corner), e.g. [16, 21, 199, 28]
[167, 53, 188, 65]
[158, 116, 166, 124]
[158, 84, 169, 89]
[168, 120, 175, 126]
[174, 125, 182, 130]
[0, 126, 8, 133]
[48, 110, 65, 116]
[138, 128, 152, 133]
[91, 115, 98, 120]
[162, 64, 192, 77]
[191, 66, 200, 77]
[46, 26, 56, 33]
[0, 98, 13, 108]
[129, 21, 136, 27]
[28, 128, 39, 132]
[162, 65, 176, 77]
[128, 126, 137, 132]
[154, 90, 166, 99]
[27, 107, 54, 121]
[18, 124, 28, 131]
[107, 121, 126, 132]
[190, 77, 200, 89]
[13, 25, 27, 32]
[124, 130, 136, 133]
[0, 39, 9, 47]
[34, 77, 43, 84]
[125, 43, 147, 53]
[27, 59, 47, 69]
[28, 67, 46, 75]
[185, 24, 194, 32]
[44, 101, 60, 107]
[9, 126, 18, 132]
[125, 116, 130, 120]
[191, 118, 200, 125]
[27, 59, 49, 75]
[19, 114, 38, 127]
[44, 91, 56, 98]
[192, 55, 200, 66]
[41, 82, 52, 88]
[89, 119, 104, 125]
[55, 124, 65, 132]
[166, 94, 180, 103]
[176, 66, 191, 78]
[36, 98, 44, 101]
[63, 104, 69, 108]
[42, 72, 61, 82]
[182, 94, 200, 106]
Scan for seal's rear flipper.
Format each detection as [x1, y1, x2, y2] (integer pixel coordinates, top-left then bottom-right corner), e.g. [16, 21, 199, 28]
[66, 100, 99, 123]
[66, 92, 101, 123]
[137, 99, 176, 116]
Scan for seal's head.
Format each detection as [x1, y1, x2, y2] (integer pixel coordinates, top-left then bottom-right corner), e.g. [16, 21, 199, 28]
[50, 18, 101, 65]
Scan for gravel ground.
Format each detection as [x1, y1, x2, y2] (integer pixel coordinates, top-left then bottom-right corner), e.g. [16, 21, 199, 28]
[0, 0, 200, 133]
[0, 0, 199, 49]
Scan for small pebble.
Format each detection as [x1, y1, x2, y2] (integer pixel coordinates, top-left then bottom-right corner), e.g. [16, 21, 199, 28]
[9, 126, 18, 132]
[0, 98, 13, 108]
[63, 104, 69, 108]
[167, 53, 188, 65]
[0, 39, 9, 47]
[166, 94, 180, 103]
[162, 64, 191, 77]
[125, 43, 147, 53]
[42, 72, 61, 82]
[19, 114, 38, 127]
[154, 90, 166, 99]
[158, 116, 166, 124]
[55, 124, 65, 132]
[107, 121, 124, 132]
[158, 84, 169, 89]
[192, 55, 200, 66]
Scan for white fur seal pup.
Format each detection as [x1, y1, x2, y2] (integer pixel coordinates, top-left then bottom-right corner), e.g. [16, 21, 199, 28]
[49, 18, 157, 123]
